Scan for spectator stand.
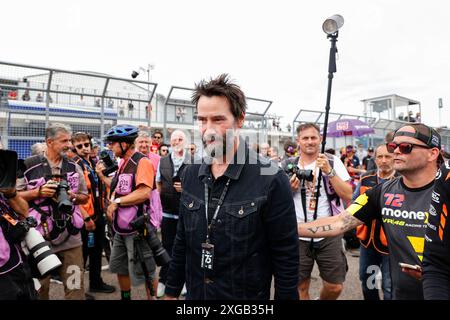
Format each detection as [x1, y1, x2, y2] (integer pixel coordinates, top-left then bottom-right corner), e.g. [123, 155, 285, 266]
[0, 60, 157, 158]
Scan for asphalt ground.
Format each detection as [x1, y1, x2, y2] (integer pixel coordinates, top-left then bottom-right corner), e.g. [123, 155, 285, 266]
[48, 247, 365, 300]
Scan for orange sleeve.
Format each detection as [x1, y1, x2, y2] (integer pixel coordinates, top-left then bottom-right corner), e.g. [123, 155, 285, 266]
[136, 157, 155, 190]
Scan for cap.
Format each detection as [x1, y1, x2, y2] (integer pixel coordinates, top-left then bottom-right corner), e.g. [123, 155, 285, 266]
[394, 123, 443, 164]
[368, 147, 374, 152]
[393, 123, 441, 149]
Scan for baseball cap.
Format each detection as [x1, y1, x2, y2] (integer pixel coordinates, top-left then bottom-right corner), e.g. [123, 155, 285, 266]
[393, 123, 441, 149]
[368, 147, 374, 152]
[394, 123, 443, 164]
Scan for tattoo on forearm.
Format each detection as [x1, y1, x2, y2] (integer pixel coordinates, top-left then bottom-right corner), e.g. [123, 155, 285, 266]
[340, 214, 359, 232]
[307, 224, 333, 234]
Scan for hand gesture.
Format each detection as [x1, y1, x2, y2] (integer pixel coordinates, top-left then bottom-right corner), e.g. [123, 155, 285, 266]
[317, 154, 332, 175]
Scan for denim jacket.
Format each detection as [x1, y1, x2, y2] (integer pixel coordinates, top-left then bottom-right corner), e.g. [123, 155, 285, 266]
[164, 140, 299, 300]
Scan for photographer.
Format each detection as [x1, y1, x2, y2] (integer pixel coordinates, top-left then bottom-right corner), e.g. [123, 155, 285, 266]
[17, 123, 89, 300]
[71, 132, 115, 294]
[98, 124, 156, 300]
[281, 123, 352, 300]
[0, 175, 37, 300]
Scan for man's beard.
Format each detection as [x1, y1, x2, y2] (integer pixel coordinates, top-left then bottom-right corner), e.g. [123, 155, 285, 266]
[202, 131, 236, 160]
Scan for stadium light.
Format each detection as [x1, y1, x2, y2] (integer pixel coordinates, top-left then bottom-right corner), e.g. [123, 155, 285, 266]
[130, 63, 155, 127]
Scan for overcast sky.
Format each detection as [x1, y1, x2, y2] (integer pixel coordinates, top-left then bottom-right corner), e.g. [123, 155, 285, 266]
[2, 0, 449, 128]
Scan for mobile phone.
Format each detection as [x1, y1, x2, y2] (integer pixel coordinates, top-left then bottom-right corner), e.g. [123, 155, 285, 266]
[172, 176, 181, 183]
[398, 262, 422, 271]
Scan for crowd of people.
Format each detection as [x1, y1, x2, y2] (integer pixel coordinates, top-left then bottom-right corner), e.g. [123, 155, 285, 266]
[1, 74, 450, 301]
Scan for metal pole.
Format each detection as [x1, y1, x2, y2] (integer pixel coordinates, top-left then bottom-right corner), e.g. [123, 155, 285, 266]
[45, 70, 53, 128]
[313, 32, 339, 221]
[101, 78, 110, 148]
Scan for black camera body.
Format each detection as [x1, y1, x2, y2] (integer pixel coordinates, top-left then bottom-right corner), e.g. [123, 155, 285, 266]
[285, 163, 314, 182]
[100, 150, 118, 176]
[130, 215, 171, 267]
[48, 179, 73, 215]
[0, 206, 37, 243]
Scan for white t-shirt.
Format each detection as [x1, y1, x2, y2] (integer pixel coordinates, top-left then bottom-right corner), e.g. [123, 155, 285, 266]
[293, 155, 350, 242]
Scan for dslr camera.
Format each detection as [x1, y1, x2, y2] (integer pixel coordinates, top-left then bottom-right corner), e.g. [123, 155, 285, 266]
[284, 163, 314, 182]
[130, 214, 171, 267]
[47, 179, 73, 215]
[100, 150, 118, 176]
[0, 210, 62, 277]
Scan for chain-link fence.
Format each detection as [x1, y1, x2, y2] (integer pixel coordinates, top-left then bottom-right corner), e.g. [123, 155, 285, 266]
[0, 61, 158, 158]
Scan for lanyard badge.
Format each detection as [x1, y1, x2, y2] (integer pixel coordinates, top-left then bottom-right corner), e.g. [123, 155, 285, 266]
[201, 242, 214, 270]
[202, 178, 231, 271]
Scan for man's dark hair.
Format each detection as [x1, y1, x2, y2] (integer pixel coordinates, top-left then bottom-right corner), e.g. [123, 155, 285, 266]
[296, 123, 321, 136]
[152, 130, 163, 139]
[192, 73, 246, 120]
[71, 132, 92, 144]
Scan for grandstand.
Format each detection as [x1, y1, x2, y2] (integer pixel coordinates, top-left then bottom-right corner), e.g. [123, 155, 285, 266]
[0, 61, 291, 158]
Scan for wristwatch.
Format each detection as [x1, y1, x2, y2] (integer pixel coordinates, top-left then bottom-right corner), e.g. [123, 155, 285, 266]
[114, 198, 122, 206]
[325, 168, 337, 178]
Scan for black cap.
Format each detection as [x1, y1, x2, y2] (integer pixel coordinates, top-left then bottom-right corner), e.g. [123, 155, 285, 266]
[393, 123, 441, 149]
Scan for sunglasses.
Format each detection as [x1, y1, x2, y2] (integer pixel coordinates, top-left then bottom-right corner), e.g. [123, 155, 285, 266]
[75, 142, 91, 149]
[160, 149, 168, 152]
[153, 136, 162, 139]
[386, 142, 432, 154]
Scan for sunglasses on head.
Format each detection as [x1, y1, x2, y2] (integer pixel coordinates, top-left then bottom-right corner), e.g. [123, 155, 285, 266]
[386, 142, 432, 154]
[75, 142, 91, 149]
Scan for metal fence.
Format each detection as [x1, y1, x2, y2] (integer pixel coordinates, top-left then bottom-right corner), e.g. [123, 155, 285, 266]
[291, 108, 450, 151]
[1, 61, 285, 158]
[0, 60, 159, 158]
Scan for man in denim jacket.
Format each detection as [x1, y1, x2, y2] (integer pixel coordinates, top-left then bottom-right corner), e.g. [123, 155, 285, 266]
[164, 74, 299, 300]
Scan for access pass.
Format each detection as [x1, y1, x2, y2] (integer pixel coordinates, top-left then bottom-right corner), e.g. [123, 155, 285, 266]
[201, 243, 214, 270]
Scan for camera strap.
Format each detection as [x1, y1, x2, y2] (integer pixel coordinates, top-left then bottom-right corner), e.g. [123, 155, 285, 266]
[300, 181, 308, 224]
[204, 178, 231, 244]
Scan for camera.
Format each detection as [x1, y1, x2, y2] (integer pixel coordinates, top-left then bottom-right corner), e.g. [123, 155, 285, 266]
[100, 150, 118, 176]
[130, 215, 171, 266]
[0, 149, 18, 189]
[21, 226, 63, 277]
[0, 205, 62, 277]
[131, 70, 139, 79]
[285, 163, 314, 182]
[49, 180, 73, 215]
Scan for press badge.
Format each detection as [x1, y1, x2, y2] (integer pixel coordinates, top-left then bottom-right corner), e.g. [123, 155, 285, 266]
[201, 242, 214, 270]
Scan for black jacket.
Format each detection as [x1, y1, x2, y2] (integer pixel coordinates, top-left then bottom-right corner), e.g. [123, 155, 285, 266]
[164, 140, 299, 300]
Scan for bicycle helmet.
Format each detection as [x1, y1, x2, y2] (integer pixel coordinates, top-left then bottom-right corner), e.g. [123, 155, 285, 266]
[104, 124, 139, 143]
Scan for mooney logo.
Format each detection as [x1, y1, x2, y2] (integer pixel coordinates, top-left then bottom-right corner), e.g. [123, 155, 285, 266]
[381, 208, 426, 221]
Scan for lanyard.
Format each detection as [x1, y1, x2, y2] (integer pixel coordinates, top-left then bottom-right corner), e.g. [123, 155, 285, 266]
[204, 178, 231, 243]
[81, 158, 98, 185]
